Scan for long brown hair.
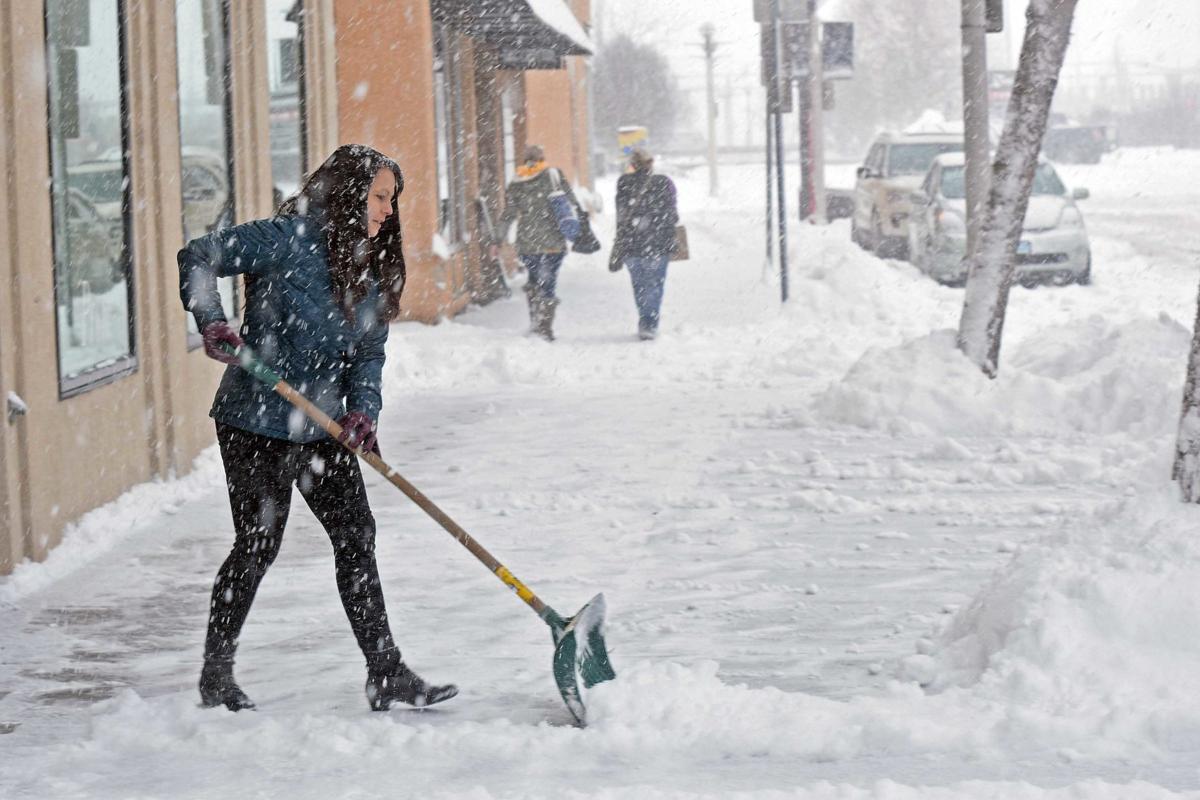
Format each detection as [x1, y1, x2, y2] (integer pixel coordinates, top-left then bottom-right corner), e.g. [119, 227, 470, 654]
[278, 144, 406, 322]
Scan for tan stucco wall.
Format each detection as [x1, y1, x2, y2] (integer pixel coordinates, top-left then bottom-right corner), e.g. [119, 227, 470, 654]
[0, 1, 335, 575]
[523, 0, 592, 187]
[0, 0, 591, 574]
[334, 0, 472, 323]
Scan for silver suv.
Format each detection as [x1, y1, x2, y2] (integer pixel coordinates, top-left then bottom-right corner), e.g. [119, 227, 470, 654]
[851, 131, 962, 259]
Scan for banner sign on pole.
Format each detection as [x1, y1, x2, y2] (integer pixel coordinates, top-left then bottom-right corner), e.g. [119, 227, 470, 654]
[986, 0, 1004, 33]
[759, 24, 793, 114]
[782, 22, 810, 81]
[753, 0, 807, 23]
[821, 22, 854, 80]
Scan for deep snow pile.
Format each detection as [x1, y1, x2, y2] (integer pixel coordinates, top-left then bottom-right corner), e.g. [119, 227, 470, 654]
[921, 493, 1200, 761]
[812, 314, 1189, 440]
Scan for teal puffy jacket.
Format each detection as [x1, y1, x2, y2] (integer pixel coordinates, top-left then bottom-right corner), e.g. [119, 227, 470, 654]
[179, 215, 388, 443]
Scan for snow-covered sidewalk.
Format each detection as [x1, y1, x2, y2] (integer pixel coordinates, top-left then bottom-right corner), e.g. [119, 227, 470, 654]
[3, 152, 1200, 798]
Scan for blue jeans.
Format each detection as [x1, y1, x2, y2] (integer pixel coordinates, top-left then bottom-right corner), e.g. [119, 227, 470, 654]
[626, 254, 670, 331]
[520, 252, 567, 300]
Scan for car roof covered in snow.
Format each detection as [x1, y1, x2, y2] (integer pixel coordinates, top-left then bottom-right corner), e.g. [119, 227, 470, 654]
[877, 130, 963, 145]
[933, 152, 967, 168]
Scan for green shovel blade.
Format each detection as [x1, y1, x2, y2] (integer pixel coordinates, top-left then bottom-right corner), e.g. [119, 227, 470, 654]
[549, 593, 616, 727]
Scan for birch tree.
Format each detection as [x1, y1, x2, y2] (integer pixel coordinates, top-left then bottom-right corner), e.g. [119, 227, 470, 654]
[956, 0, 1080, 376]
[1173, 288, 1200, 501]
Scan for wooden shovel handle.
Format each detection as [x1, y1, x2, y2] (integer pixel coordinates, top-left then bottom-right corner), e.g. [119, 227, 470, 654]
[225, 344, 552, 620]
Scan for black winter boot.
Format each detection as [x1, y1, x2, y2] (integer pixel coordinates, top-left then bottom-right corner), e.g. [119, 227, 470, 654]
[523, 282, 540, 332]
[534, 297, 559, 342]
[198, 656, 255, 711]
[365, 648, 458, 711]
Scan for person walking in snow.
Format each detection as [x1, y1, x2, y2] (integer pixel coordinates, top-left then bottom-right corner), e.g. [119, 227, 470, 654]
[611, 148, 679, 341]
[178, 144, 457, 713]
[498, 144, 581, 341]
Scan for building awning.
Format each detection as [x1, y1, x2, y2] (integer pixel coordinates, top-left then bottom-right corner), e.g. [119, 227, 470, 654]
[432, 0, 593, 65]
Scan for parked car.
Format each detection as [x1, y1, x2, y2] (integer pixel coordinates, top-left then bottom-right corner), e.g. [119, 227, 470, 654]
[1042, 116, 1113, 164]
[63, 188, 123, 295]
[69, 149, 231, 241]
[907, 153, 1092, 286]
[851, 131, 963, 259]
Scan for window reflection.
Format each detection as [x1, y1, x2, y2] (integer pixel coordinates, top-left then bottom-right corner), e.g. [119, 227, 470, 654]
[177, 0, 236, 328]
[266, 0, 304, 204]
[46, 0, 135, 389]
[433, 25, 465, 244]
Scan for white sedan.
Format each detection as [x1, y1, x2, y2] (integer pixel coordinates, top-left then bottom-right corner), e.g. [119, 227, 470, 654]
[907, 153, 1092, 286]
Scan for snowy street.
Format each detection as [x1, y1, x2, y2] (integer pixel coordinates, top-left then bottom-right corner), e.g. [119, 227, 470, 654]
[4, 150, 1200, 798]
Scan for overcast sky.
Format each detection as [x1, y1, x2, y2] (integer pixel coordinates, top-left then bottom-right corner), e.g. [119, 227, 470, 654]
[596, 0, 1200, 91]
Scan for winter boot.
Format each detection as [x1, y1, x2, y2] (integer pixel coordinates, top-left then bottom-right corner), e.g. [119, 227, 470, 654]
[198, 656, 255, 711]
[534, 297, 559, 342]
[523, 281, 540, 333]
[365, 648, 458, 711]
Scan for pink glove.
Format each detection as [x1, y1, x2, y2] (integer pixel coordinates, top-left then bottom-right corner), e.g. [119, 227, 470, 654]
[201, 321, 243, 366]
[337, 411, 379, 455]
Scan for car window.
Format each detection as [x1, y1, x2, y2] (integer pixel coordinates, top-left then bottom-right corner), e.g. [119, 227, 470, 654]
[885, 143, 962, 177]
[183, 165, 221, 197]
[1031, 164, 1067, 196]
[67, 166, 125, 204]
[940, 166, 966, 199]
[865, 144, 884, 173]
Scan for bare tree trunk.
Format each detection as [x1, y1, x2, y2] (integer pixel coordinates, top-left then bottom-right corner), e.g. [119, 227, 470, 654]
[957, 0, 1080, 376]
[1173, 280, 1200, 501]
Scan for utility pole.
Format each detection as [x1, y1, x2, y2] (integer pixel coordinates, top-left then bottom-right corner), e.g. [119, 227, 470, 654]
[724, 78, 735, 150]
[961, 0, 991, 259]
[791, 5, 813, 220]
[765, 96, 774, 268]
[744, 88, 754, 148]
[809, 6, 827, 222]
[770, 0, 789, 301]
[702, 24, 720, 196]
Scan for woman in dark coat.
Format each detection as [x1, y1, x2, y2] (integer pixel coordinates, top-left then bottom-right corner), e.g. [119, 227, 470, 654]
[178, 144, 457, 713]
[611, 148, 679, 340]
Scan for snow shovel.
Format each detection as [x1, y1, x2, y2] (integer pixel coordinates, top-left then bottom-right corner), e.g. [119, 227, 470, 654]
[222, 344, 616, 725]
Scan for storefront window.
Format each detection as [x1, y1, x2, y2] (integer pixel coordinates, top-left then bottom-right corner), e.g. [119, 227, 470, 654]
[501, 81, 519, 183]
[177, 0, 236, 333]
[46, 0, 136, 394]
[433, 24, 465, 244]
[266, 0, 304, 204]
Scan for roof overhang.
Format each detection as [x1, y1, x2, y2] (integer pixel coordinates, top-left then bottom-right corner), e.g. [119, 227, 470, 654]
[432, 0, 593, 67]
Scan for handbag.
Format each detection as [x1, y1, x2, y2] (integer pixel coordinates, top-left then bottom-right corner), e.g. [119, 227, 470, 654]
[547, 169, 581, 243]
[573, 210, 602, 254]
[670, 225, 689, 261]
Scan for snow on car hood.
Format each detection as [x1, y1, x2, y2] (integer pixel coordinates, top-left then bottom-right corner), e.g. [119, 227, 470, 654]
[1023, 195, 1068, 231]
[940, 195, 1067, 231]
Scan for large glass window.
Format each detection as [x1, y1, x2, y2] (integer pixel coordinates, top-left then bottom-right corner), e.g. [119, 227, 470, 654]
[265, 0, 304, 205]
[177, 0, 235, 333]
[433, 24, 466, 245]
[46, 0, 136, 394]
[501, 80, 519, 184]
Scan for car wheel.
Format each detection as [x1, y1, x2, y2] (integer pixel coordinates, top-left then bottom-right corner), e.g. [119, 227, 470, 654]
[851, 217, 864, 248]
[870, 210, 883, 253]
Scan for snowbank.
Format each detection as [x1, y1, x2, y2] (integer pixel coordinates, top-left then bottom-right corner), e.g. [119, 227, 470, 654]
[907, 490, 1200, 762]
[812, 314, 1189, 440]
[0, 447, 225, 603]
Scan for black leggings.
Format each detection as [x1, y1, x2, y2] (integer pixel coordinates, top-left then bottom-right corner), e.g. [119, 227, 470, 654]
[205, 424, 395, 662]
